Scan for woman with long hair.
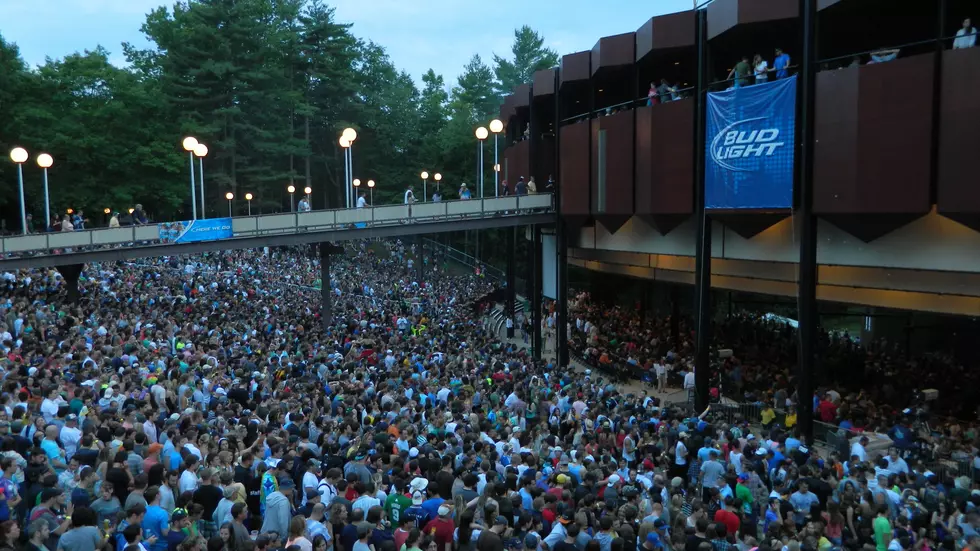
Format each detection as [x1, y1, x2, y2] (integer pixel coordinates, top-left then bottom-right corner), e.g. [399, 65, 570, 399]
[455, 510, 477, 551]
[287, 515, 313, 551]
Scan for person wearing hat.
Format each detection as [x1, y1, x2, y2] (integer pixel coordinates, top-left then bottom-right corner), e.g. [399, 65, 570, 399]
[213, 485, 239, 527]
[260, 477, 295, 538]
[422, 505, 455, 551]
[672, 432, 690, 485]
[543, 510, 574, 550]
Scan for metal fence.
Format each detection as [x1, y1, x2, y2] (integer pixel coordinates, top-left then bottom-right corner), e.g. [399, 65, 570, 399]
[0, 193, 554, 256]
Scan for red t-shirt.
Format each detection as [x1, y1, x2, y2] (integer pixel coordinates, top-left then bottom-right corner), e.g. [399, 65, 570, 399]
[714, 509, 741, 536]
[423, 518, 455, 548]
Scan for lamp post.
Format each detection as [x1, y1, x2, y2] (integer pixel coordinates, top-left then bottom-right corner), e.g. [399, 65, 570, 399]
[420, 171, 429, 203]
[245, 193, 253, 216]
[36, 153, 53, 226]
[339, 136, 350, 209]
[225, 192, 234, 218]
[287, 185, 296, 212]
[194, 143, 208, 217]
[182, 137, 199, 220]
[475, 127, 489, 198]
[9, 147, 28, 234]
[103, 207, 110, 226]
[304, 186, 312, 210]
[489, 119, 503, 197]
[342, 128, 357, 208]
[434, 173, 442, 196]
[367, 179, 375, 205]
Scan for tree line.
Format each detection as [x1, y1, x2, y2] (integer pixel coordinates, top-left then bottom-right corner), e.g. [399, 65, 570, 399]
[0, 0, 558, 228]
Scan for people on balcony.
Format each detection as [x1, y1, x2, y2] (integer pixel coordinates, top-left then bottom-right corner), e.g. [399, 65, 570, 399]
[753, 54, 770, 84]
[954, 17, 976, 49]
[774, 47, 791, 79]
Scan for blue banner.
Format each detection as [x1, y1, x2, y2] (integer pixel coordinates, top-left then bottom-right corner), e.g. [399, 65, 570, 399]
[159, 218, 233, 244]
[705, 75, 797, 210]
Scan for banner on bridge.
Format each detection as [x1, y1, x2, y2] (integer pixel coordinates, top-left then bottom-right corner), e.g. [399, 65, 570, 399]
[705, 75, 797, 210]
[159, 218, 233, 244]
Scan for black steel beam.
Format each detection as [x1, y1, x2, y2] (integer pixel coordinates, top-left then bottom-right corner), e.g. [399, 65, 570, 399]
[693, 8, 712, 412]
[0, 213, 555, 271]
[319, 242, 333, 332]
[532, 225, 543, 359]
[797, 0, 819, 444]
[506, 227, 517, 338]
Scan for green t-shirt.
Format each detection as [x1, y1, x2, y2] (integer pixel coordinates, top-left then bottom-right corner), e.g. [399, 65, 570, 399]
[735, 483, 753, 514]
[385, 492, 413, 524]
[873, 515, 891, 551]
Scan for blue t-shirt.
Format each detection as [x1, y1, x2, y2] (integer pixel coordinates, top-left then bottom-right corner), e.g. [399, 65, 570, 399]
[142, 505, 170, 551]
[775, 53, 790, 78]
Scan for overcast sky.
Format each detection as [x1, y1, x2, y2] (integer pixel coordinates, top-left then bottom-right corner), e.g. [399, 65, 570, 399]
[0, 0, 691, 86]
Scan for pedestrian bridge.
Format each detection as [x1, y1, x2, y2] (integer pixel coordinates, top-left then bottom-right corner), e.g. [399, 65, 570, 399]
[0, 194, 555, 270]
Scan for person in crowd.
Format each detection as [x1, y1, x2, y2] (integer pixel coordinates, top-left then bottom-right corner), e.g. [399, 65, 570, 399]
[954, 17, 976, 49]
[753, 54, 769, 84]
[774, 47, 791, 78]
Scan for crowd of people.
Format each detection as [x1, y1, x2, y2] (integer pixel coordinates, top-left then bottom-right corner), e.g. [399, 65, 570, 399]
[564, 293, 980, 462]
[0, 236, 977, 551]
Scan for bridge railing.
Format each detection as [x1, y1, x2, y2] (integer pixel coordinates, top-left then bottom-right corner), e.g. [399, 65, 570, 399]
[0, 193, 554, 257]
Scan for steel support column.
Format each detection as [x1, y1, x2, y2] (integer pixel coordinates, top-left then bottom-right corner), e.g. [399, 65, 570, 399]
[532, 225, 543, 359]
[554, 68, 569, 368]
[506, 227, 517, 338]
[797, 0, 819, 444]
[693, 8, 712, 412]
[318, 242, 344, 332]
[416, 235, 424, 283]
[671, 286, 681, 348]
[57, 264, 83, 304]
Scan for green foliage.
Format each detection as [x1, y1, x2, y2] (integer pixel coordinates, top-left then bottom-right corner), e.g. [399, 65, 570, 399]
[0, 5, 557, 229]
[492, 26, 559, 97]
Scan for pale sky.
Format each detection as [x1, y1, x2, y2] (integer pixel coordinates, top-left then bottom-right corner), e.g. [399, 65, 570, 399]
[0, 0, 691, 86]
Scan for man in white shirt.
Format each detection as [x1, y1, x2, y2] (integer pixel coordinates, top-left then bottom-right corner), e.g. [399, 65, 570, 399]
[40, 387, 62, 423]
[356, 192, 368, 208]
[850, 436, 869, 462]
[301, 459, 321, 507]
[60, 415, 82, 461]
[179, 456, 201, 494]
[298, 197, 311, 212]
[954, 18, 977, 49]
[404, 186, 415, 204]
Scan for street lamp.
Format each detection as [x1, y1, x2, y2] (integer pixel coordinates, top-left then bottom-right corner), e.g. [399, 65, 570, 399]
[287, 185, 296, 212]
[434, 173, 442, 194]
[367, 179, 375, 205]
[194, 143, 208, 218]
[9, 147, 28, 234]
[103, 207, 110, 226]
[225, 192, 234, 217]
[475, 127, 489, 198]
[339, 136, 351, 209]
[245, 193, 253, 216]
[342, 128, 357, 208]
[420, 171, 429, 203]
[36, 153, 53, 227]
[304, 186, 312, 209]
[489, 119, 504, 197]
[182, 137, 199, 220]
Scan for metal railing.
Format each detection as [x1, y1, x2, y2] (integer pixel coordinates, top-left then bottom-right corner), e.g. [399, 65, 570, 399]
[0, 194, 555, 257]
[422, 238, 506, 282]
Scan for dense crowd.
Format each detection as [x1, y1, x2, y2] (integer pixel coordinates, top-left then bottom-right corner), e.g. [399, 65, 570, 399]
[564, 293, 980, 462]
[0, 239, 977, 551]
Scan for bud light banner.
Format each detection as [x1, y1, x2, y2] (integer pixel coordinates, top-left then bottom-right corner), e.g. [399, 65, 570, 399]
[159, 218, 233, 244]
[705, 75, 797, 210]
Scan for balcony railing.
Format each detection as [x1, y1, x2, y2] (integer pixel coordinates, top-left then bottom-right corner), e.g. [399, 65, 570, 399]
[0, 193, 555, 257]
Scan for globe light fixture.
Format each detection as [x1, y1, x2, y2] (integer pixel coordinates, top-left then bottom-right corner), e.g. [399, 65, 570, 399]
[104, 208, 111, 215]
[225, 192, 234, 217]
[343, 128, 357, 142]
[475, 127, 489, 140]
[339, 136, 350, 148]
[36, 153, 54, 226]
[245, 193, 254, 215]
[367, 180, 375, 188]
[489, 119, 504, 134]
[9, 147, 29, 234]
[181, 137, 199, 219]
[353, 179, 361, 187]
